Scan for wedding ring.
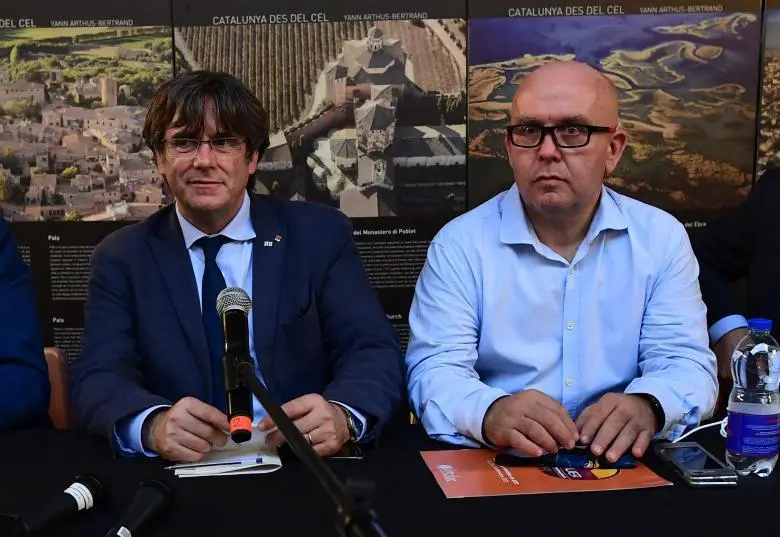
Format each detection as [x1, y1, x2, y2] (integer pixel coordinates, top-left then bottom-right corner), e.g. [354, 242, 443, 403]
[306, 432, 313, 445]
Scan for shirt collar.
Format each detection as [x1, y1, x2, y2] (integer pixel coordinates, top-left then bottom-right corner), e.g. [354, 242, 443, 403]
[175, 191, 256, 250]
[499, 183, 537, 246]
[499, 183, 628, 246]
[585, 186, 628, 243]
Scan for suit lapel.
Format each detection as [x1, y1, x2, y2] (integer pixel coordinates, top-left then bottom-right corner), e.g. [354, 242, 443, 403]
[148, 209, 211, 394]
[250, 196, 286, 384]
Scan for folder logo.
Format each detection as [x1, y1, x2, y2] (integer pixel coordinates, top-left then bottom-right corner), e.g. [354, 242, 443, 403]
[540, 467, 620, 481]
[436, 464, 459, 482]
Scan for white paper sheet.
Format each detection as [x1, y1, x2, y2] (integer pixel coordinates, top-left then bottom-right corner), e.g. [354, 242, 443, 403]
[166, 429, 282, 477]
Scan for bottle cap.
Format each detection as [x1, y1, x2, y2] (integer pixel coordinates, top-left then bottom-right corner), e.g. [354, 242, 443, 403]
[748, 318, 773, 332]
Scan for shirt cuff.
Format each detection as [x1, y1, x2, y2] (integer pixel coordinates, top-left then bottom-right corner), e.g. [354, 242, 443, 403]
[329, 401, 368, 441]
[457, 387, 512, 446]
[113, 405, 170, 457]
[709, 315, 748, 345]
[624, 381, 688, 439]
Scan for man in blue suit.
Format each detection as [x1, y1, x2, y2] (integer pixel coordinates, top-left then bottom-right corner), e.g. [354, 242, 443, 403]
[69, 72, 403, 462]
[0, 217, 50, 430]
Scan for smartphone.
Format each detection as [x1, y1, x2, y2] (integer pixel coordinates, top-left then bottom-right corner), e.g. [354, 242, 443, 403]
[330, 442, 364, 460]
[654, 441, 738, 487]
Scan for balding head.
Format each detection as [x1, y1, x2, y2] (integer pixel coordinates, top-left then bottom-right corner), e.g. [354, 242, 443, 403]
[512, 61, 620, 126]
[504, 60, 628, 223]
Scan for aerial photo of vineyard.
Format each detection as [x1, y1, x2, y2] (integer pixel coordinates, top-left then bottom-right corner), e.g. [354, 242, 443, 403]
[174, 19, 468, 218]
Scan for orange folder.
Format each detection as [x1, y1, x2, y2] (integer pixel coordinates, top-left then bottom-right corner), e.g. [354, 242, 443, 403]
[420, 449, 672, 498]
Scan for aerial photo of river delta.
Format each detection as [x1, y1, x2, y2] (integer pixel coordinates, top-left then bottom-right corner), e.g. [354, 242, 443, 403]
[468, 12, 761, 218]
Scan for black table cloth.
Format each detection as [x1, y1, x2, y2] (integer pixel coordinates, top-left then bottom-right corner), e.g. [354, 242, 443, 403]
[0, 422, 774, 536]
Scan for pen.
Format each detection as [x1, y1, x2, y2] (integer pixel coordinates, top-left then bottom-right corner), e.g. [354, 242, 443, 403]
[167, 457, 264, 470]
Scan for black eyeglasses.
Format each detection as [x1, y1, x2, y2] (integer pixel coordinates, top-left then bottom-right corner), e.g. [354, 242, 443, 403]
[506, 124, 616, 148]
[162, 137, 246, 159]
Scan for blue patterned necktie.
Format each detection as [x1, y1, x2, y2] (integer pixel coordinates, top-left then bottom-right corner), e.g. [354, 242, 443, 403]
[196, 235, 230, 412]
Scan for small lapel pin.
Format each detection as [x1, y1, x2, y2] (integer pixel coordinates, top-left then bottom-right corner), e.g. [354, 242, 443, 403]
[274, 234, 282, 242]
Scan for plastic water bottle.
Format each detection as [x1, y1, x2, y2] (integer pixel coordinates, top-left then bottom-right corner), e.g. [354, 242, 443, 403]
[726, 318, 780, 477]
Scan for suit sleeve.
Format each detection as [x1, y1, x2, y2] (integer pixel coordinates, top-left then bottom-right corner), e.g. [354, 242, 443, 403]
[0, 219, 50, 430]
[69, 235, 171, 444]
[690, 170, 774, 339]
[317, 216, 404, 442]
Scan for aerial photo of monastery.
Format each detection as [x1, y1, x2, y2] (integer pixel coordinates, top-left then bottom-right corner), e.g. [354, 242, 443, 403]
[175, 19, 467, 217]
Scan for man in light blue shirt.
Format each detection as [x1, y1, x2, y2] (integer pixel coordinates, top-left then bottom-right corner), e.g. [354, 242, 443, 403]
[405, 61, 717, 464]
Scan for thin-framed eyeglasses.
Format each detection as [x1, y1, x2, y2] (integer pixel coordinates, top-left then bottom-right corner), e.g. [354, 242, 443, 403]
[162, 137, 246, 159]
[506, 124, 616, 148]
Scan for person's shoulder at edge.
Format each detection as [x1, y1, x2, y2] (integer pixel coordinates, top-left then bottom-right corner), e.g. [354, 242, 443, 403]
[756, 165, 780, 191]
[742, 166, 780, 216]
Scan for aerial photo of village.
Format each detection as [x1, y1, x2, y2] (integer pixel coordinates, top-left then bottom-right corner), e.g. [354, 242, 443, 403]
[0, 26, 173, 222]
[174, 19, 467, 218]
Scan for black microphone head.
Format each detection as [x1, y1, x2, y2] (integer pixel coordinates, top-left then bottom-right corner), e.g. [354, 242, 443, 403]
[129, 479, 172, 512]
[138, 479, 172, 504]
[104, 479, 172, 537]
[216, 287, 251, 317]
[0, 474, 105, 536]
[72, 474, 106, 506]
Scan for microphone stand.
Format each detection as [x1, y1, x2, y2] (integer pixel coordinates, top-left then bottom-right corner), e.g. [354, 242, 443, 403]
[227, 356, 389, 537]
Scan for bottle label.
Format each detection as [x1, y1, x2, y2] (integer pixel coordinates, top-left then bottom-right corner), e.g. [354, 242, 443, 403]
[727, 411, 780, 457]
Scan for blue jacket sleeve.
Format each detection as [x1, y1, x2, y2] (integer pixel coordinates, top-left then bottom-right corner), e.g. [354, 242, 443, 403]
[314, 212, 404, 442]
[0, 218, 50, 430]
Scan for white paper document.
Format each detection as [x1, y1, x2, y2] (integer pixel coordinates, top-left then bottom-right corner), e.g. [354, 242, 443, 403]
[166, 429, 282, 477]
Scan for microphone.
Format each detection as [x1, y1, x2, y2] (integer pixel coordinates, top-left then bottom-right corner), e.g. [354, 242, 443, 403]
[103, 479, 172, 537]
[0, 474, 104, 536]
[217, 286, 254, 443]
[221, 290, 389, 537]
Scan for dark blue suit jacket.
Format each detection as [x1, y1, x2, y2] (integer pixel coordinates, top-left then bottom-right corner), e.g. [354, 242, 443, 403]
[0, 218, 50, 430]
[69, 195, 403, 444]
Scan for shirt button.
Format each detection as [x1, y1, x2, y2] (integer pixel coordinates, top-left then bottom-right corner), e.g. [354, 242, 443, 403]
[567, 322, 575, 330]
[568, 267, 575, 275]
[566, 378, 574, 386]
